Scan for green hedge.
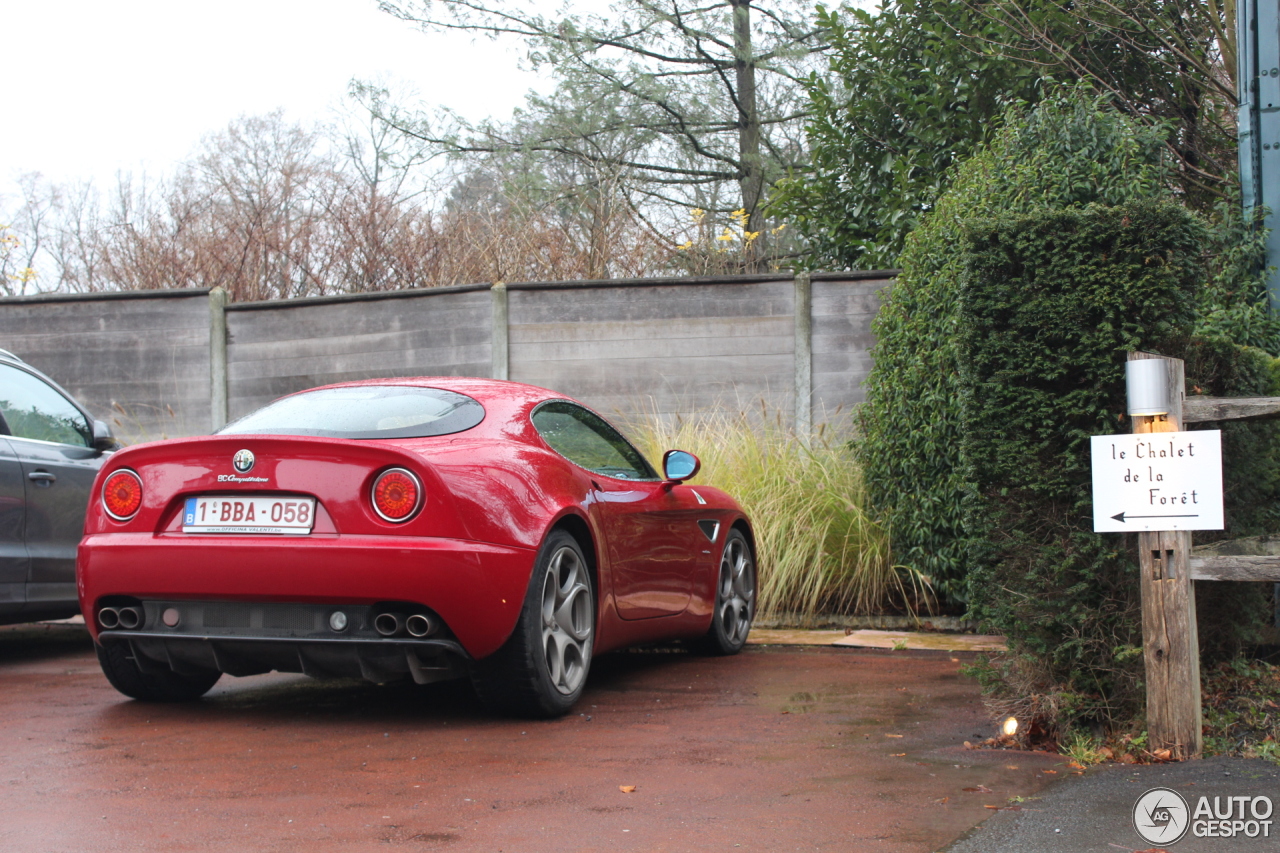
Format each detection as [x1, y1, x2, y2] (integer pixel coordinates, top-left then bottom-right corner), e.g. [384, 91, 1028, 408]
[856, 87, 1170, 602]
[959, 205, 1280, 733]
[1184, 340, 1280, 663]
[958, 202, 1202, 731]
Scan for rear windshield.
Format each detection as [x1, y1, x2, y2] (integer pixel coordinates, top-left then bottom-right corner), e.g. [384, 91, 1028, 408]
[218, 386, 484, 439]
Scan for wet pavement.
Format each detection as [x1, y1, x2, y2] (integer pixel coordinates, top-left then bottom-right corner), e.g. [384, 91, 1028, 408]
[943, 756, 1280, 853]
[0, 622, 1067, 852]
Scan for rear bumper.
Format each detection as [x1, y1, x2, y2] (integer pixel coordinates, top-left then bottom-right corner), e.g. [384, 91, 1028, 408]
[100, 631, 469, 685]
[78, 532, 536, 659]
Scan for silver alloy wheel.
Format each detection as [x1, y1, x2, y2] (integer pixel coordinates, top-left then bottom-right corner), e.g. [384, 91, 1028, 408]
[541, 545, 593, 695]
[716, 533, 755, 645]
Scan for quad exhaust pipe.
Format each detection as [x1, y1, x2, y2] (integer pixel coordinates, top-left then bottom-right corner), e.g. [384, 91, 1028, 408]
[98, 605, 143, 630]
[373, 612, 403, 637]
[373, 611, 437, 638]
[405, 613, 435, 638]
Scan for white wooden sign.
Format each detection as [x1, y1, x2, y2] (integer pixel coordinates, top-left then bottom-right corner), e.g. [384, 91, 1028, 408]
[1091, 431, 1224, 532]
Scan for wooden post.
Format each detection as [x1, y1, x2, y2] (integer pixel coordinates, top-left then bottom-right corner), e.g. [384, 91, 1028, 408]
[1128, 351, 1202, 759]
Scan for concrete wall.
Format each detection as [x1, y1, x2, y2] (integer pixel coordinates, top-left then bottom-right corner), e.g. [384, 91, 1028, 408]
[0, 272, 892, 443]
[811, 276, 886, 418]
[0, 290, 212, 442]
[507, 277, 799, 423]
[224, 286, 492, 421]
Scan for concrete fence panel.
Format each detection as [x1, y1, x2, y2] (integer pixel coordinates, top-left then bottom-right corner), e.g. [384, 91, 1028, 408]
[224, 286, 492, 422]
[0, 290, 212, 442]
[1, 271, 895, 443]
[507, 276, 798, 424]
[811, 274, 890, 422]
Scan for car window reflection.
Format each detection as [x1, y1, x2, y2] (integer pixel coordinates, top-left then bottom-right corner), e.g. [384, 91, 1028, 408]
[0, 364, 91, 447]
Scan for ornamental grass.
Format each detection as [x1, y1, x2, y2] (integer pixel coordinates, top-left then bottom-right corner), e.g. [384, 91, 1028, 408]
[631, 406, 931, 623]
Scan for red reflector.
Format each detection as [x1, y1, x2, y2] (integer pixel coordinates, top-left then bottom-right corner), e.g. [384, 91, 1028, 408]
[372, 468, 421, 522]
[102, 470, 142, 520]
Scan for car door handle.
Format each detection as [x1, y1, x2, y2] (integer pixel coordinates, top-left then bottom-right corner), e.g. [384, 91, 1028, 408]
[28, 471, 56, 485]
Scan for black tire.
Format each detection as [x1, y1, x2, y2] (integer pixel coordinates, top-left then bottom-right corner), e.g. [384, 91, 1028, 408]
[471, 529, 595, 718]
[694, 527, 756, 655]
[96, 642, 221, 702]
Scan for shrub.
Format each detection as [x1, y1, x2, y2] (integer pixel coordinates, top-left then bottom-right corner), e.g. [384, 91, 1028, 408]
[856, 86, 1171, 603]
[958, 207, 1280, 737]
[631, 409, 927, 621]
[1184, 340, 1280, 664]
[958, 202, 1204, 736]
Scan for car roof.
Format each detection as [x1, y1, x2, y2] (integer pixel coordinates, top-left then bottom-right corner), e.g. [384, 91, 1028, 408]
[305, 377, 570, 409]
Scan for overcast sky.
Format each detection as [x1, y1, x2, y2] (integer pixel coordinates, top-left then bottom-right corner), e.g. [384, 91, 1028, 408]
[0, 0, 546, 199]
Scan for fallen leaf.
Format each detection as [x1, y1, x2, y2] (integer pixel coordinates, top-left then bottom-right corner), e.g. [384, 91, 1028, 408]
[890, 753, 906, 757]
[619, 786, 636, 794]
[983, 804, 1001, 810]
[962, 785, 993, 793]
[934, 796, 950, 805]
[1066, 761, 1084, 770]
[885, 734, 904, 738]
[1098, 746, 1114, 759]
[1004, 765, 1019, 770]
[1043, 769, 1057, 775]
[1119, 753, 1137, 764]
[1152, 748, 1172, 761]
[963, 741, 973, 749]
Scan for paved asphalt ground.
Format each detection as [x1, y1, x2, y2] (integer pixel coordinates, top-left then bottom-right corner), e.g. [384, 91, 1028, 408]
[944, 757, 1280, 853]
[3, 620, 1277, 852]
[2, 621, 1063, 853]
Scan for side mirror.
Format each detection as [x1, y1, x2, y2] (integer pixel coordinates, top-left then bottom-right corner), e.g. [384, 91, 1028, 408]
[92, 419, 119, 453]
[662, 449, 700, 483]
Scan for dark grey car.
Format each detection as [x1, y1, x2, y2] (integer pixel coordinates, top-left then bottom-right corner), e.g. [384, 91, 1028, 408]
[0, 350, 116, 624]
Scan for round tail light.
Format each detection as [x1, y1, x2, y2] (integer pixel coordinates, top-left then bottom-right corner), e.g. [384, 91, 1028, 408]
[102, 469, 143, 520]
[372, 468, 422, 522]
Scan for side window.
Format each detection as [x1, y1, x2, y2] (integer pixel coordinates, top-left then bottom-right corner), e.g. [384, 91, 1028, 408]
[531, 402, 658, 481]
[0, 365, 91, 447]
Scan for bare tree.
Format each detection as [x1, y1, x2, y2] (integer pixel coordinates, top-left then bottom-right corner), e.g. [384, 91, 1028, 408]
[374, 0, 824, 270]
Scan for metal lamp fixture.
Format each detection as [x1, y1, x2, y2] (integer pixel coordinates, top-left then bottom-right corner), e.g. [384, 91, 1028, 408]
[1126, 359, 1170, 416]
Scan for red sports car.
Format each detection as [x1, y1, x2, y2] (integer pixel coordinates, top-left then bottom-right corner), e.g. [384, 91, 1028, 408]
[77, 378, 756, 717]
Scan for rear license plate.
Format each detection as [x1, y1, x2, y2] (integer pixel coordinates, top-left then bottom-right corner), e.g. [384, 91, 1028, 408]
[183, 496, 315, 535]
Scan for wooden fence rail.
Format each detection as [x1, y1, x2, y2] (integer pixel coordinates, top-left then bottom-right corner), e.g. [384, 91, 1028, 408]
[1129, 352, 1280, 760]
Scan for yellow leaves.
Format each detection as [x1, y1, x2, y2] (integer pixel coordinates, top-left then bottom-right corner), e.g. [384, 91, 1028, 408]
[716, 228, 735, 242]
[677, 240, 693, 250]
[730, 207, 749, 227]
[690, 208, 705, 223]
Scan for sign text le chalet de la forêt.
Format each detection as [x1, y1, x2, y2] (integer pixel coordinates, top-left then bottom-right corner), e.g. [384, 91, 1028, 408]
[1090, 431, 1224, 533]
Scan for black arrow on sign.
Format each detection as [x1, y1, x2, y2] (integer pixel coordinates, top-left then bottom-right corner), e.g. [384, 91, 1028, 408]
[1110, 512, 1199, 523]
